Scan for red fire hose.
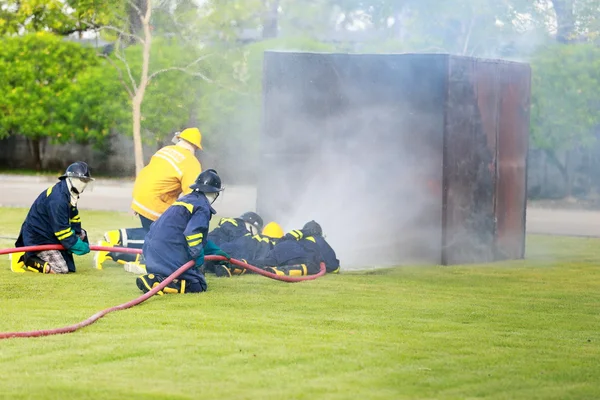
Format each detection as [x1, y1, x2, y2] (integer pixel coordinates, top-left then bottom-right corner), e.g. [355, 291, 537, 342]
[0, 244, 326, 340]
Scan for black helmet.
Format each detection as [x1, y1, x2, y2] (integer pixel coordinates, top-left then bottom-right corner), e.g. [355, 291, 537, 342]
[303, 220, 323, 237]
[240, 211, 264, 231]
[190, 169, 223, 193]
[59, 161, 94, 183]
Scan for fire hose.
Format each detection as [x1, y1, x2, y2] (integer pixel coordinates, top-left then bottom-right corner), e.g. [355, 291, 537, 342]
[0, 244, 326, 340]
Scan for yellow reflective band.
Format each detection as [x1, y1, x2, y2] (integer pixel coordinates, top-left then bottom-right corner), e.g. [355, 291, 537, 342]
[173, 201, 193, 213]
[187, 239, 203, 247]
[46, 186, 53, 197]
[57, 230, 74, 241]
[305, 236, 316, 243]
[290, 230, 302, 239]
[69, 217, 81, 223]
[54, 227, 71, 237]
[219, 218, 238, 227]
[180, 280, 186, 294]
[185, 232, 203, 241]
[252, 235, 270, 243]
[330, 266, 340, 274]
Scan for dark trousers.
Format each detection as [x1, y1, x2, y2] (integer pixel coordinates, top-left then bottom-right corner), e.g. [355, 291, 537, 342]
[109, 215, 155, 262]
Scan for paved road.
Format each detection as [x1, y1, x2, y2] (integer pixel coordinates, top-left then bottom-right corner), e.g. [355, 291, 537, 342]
[2, 174, 600, 237]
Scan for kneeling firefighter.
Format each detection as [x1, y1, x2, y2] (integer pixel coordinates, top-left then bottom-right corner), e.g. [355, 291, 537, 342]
[95, 128, 203, 270]
[135, 169, 231, 295]
[251, 220, 340, 276]
[210, 221, 285, 277]
[11, 162, 94, 274]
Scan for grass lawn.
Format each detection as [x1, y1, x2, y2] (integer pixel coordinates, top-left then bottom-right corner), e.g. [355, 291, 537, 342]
[0, 207, 599, 399]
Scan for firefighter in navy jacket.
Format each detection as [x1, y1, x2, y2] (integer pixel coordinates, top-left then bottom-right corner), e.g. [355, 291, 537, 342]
[208, 212, 264, 246]
[135, 169, 230, 295]
[251, 221, 340, 276]
[211, 221, 285, 277]
[12, 162, 94, 274]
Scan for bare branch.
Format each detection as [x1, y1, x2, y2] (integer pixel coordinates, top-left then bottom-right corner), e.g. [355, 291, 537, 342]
[99, 54, 134, 98]
[99, 24, 146, 44]
[125, 0, 145, 21]
[147, 54, 213, 83]
[113, 38, 139, 93]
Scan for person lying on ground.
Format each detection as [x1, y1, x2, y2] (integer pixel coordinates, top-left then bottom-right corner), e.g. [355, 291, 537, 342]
[94, 128, 203, 270]
[11, 162, 94, 274]
[208, 221, 286, 277]
[249, 220, 340, 277]
[208, 212, 264, 246]
[135, 169, 231, 295]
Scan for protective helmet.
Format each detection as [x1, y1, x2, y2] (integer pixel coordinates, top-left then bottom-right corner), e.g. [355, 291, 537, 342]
[190, 169, 223, 193]
[240, 212, 264, 231]
[59, 161, 94, 195]
[262, 222, 284, 239]
[175, 127, 202, 150]
[303, 220, 323, 237]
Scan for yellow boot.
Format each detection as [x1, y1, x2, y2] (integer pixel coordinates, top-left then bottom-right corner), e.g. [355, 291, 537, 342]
[103, 230, 122, 246]
[9, 252, 26, 273]
[94, 240, 114, 270]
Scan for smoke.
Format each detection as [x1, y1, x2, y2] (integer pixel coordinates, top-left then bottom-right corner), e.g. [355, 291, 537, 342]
[256, 54, 448, 269]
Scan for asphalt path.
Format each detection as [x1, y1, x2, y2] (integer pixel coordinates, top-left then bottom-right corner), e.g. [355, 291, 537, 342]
[1, 174, 600, 238]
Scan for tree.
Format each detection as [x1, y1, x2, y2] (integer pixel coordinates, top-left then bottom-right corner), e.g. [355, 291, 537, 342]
[0, 0, 121, 36]
[94, 0, 209, 175]
[530, 42, 600, 196]
[0, 32, 122, 170]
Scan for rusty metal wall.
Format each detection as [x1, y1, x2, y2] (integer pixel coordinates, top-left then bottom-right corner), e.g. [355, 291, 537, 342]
[494, 62, 531, 260]
[442, 57, 497, 265]
[441, 56, 530, 265]
[260, 52, 530, 267]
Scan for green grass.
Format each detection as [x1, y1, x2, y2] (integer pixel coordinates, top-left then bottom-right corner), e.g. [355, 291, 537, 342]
[0, 207, 599, 399]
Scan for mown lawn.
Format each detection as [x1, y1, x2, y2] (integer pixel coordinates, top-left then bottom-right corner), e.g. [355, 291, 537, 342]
[0, 207, 599, 400]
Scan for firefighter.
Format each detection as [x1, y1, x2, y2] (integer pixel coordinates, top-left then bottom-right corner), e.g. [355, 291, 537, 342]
[122, 211, 265, 275]
[208, 212, 265, 246]
[95, 127, 203, 270]
[251, 220, 340, 276]
[11, 162, 94, 274]
[211, 221, 285, 277]
[135, 169, 230, 295]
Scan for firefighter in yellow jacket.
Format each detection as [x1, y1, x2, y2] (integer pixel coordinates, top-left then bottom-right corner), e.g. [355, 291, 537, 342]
[95, 128, 203, 269]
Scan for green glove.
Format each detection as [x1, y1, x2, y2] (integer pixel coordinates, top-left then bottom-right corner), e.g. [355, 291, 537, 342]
[70, 237, 90, 256]
[214, 249, 231, 260]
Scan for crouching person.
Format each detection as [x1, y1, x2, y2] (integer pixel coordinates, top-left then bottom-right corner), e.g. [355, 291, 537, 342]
[12, 162, 93, 274]
[135, 169, 230, 295]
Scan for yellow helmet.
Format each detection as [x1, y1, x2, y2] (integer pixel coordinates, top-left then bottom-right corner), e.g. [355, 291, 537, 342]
[177, 127, 203, 150]
[262, 222, 284, 238]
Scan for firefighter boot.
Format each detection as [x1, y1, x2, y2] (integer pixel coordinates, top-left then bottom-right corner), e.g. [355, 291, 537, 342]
[94, 240, 114, 270]
[103, 230, 122, 246]
[124, 254, 147, 274]
[23, 255, 53, 274]
[136, 274, 186, 295]
[214, 263, 232, 278]
[10, 252, 26, 273]
[265, 264, 308, 276]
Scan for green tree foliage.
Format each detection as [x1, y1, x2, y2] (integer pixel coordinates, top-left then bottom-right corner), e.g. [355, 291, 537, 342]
[530, 42, 600, 151]
[0, 0, 123, 36]
[0, 32, 124, 169]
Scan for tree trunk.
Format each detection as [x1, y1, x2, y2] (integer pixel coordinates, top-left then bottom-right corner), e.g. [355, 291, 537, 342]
[131, 1, 153, 176]
[128, 0, 148, 44]
[262, 0, 280, 39]
[551, 0, 575, 43]
[132, 97, 145, 175]
[27, 138, 42, 171]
